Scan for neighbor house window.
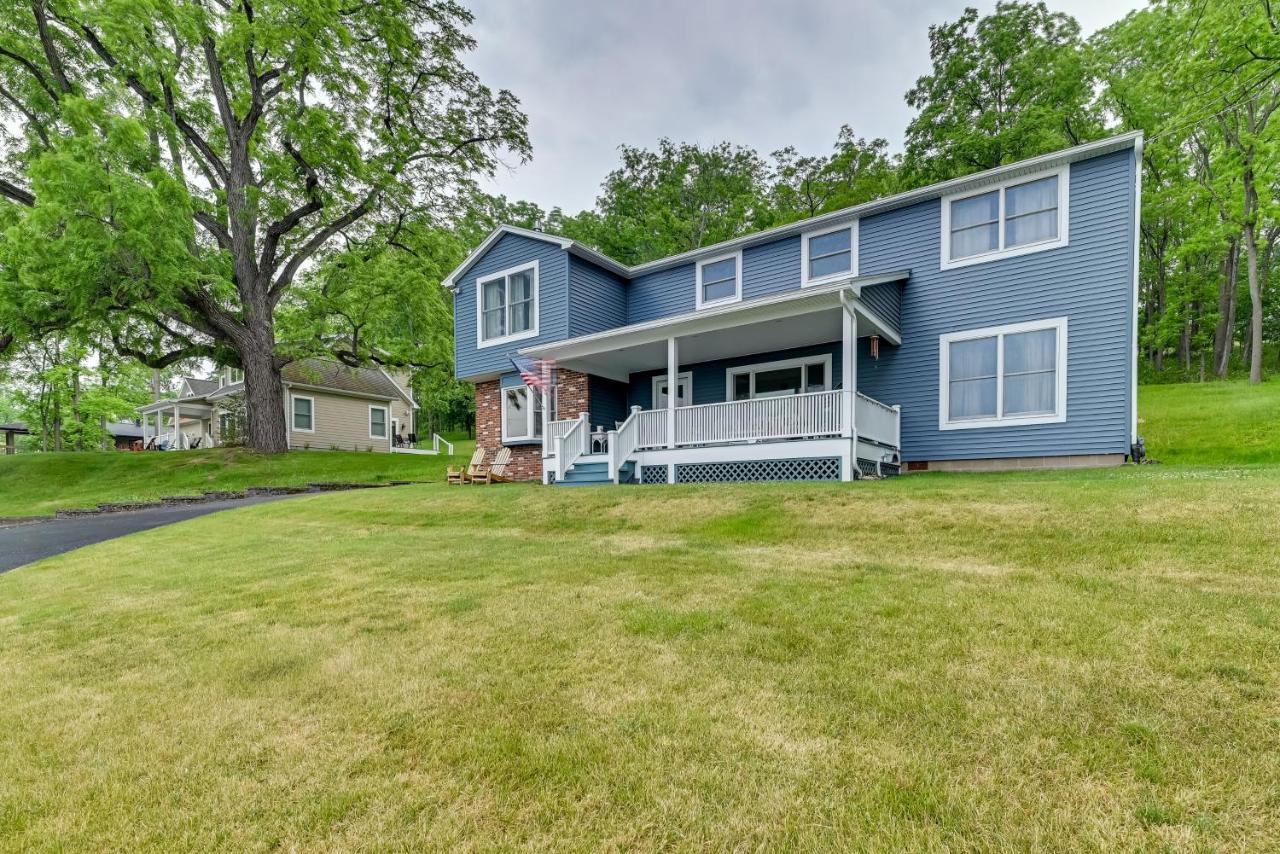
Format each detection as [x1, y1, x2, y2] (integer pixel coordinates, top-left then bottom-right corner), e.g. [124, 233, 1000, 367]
[501, 385, 548, 443]
[369, 405, 388, 440]
[727, 355, 832, 400]
[801, 223, 857, 286]
[291, 395, 314, 432]
[477, 261, 539, 347]
[939, 317, 1067, 429]
[941, 166, 1068, 269]
[695, 251, 742, 309]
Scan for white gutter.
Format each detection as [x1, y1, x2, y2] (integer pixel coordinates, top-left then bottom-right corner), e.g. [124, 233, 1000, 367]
[1130, 132, 1144, 446]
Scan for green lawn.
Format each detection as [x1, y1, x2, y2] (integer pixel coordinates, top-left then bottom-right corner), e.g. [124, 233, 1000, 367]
[0, 438, 474, 518]
[2, 385, 1279, 849]
[1140, 377, 1280, 465]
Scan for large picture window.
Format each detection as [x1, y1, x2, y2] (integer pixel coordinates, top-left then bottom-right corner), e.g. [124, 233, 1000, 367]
[941, 166, 1068, 269]
[501, 385, 551, 443]
[477, 261, 539, 347]
[939, 318, 1067, 429]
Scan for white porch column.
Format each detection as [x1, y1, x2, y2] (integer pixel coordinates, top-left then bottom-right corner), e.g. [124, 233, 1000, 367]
[173, 403, 180, 447]
[666, 336, 678, 449]
[841, 303, 857, 439]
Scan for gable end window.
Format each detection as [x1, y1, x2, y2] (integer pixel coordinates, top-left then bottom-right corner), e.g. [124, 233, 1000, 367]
[291, 395, 314, 433]
[477, 261, 539, 347]
[939, 317, 1068, 430]
[801, 223, 857, 286]
[695, 251, 742, 309]
[941, 166, 1069, 270]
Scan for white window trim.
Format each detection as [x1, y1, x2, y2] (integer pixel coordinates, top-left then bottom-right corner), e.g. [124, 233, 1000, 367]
[500, 384, 542, 443]
[940, 165, 1070, 271]
[801, 221, 858, 287]
[368, 404, 389, 440]
[476, 260, 540, 349]
[651, 371, 693, 408]
[291, 394, 315, 434]
[938, 317, 1068, 430]
[725, 354, 834, 399]
[695, 250, 743, 310]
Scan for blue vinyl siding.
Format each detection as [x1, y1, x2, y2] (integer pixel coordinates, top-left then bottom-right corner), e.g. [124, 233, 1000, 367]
[454, 233, 569, 379]
[857, 148, 1135, 461]
[628, 342, 844, 409]
[627, 263, 695, 324]
[589, 376, 630, 428]
[569, 257, 627, 337]
[859, 281, 902, 333]
[743, 236, 802, 300]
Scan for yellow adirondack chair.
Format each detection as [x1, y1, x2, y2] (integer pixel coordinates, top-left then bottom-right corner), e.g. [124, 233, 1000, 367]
[471, 446, 513, 485]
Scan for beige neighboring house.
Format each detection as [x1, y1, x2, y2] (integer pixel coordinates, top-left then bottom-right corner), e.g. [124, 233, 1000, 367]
[137, 358, 418, 453]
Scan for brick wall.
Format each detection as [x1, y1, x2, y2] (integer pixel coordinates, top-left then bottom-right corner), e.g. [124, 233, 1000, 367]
[474, 368, 591, 482]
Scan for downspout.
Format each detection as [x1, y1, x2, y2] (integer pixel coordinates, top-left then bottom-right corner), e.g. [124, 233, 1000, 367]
[1130, 134, 1144, 448]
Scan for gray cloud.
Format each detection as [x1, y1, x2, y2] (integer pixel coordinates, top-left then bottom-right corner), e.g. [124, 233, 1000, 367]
[466, 0, 1142, 213]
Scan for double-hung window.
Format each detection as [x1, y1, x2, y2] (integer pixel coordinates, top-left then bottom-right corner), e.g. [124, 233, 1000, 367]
[941, 166, 1068, 269]
[501, 385, 551, 443]
[696, 251, 741, 308]
[801, 223, 857, 286]
[291, 395, 314, 432]
[477, 262, 539, 347]
[369, 405, 388, 440]
[939, 317, 1067, 429]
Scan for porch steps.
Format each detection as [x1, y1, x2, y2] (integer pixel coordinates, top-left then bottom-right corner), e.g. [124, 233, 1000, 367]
[555, 459, 635, 486]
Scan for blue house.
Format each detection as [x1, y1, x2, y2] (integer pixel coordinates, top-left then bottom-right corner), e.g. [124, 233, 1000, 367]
[444, 132, 1142, 485]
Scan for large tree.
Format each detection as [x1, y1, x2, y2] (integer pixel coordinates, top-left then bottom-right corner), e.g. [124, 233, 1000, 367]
[903, 1, 1102, 185]
[0, 0, 529, 451]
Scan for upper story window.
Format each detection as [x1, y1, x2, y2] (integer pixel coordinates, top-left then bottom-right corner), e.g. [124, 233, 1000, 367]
[939, 317, 1067, 430]
[940, 166, 1069, 270]
[695, 251, 742, 309]
[801, 222, 857, 286]
[477, 261, 539, 348]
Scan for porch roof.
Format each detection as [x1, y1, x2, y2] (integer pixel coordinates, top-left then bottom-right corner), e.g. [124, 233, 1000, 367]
[519, 271, 907, 382]
[136, 397, 215, 416]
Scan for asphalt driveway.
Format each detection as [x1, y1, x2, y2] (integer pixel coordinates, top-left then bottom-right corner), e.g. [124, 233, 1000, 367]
[0, 495, 302, 574]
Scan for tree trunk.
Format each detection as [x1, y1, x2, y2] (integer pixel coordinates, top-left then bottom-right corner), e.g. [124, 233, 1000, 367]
[72, 367, 82, 451]
[1245, 224, 1264, 384]
[239, 328, 289, 453]
[1213, 236, 1239, 377]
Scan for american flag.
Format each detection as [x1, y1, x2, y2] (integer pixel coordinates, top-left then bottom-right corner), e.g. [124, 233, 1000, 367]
[510, 355, 555, 391]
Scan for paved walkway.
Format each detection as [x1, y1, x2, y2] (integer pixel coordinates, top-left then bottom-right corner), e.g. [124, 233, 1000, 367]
[0, 495, 302, 574]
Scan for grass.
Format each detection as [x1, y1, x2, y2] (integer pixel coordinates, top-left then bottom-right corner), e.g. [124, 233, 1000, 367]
[0, 438, 474, 517]
[1, 467, 1278, 849]
[1139, 377, 1280, 464]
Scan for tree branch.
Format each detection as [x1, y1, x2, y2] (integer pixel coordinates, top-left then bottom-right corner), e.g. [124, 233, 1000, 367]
[0, 177, 36, 207]
[110, 332, 214, 369]
[269, 189, 378, 304]
[0, 45, 58, 101]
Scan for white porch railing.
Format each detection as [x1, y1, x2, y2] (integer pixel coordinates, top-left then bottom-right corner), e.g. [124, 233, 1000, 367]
[635, 408, 669, 449]
[855, 392, 901, 448]
[674, 389, 844, 446]
[546, 418, 578, 457]
[608, 406, 643, 482]
[554, 413, 590, 480]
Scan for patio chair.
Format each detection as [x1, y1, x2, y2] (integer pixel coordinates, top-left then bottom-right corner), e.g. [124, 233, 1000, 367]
[448, 447, 484, 485]
[471, 447, 513, 485]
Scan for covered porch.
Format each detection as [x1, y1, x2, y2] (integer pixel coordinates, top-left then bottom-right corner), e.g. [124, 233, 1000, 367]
[525, 273, 906, 484]
[135, 398, 217, 450]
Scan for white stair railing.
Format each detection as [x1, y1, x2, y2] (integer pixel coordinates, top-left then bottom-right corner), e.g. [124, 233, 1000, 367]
[554, 412, 590, 481]
[430, 433, 455, 455]
[673, 389, 844, 446]
[609, 406, 645, 483]
[855, 392, 901, 447]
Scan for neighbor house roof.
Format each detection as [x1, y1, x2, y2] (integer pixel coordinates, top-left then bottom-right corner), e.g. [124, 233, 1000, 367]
[0, 421, 29, 434]
[183, 377, 220, 396]
[281, 358, 415, 406]
[105, 421, 144, 439]
[442, 131, 1144, 291]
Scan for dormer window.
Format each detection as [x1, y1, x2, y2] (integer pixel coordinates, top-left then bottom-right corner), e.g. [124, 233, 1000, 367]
[941, 166, 1069, 270]
[477, 261, 539, 348]
[695, 251, 742, 309]
[801, 222, 857, 287]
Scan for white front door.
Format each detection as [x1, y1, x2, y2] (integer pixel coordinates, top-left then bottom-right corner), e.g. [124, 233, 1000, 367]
[653, 372, 692, 409]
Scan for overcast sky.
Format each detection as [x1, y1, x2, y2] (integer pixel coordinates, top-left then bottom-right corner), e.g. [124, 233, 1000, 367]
[464, 0, 1145, 214]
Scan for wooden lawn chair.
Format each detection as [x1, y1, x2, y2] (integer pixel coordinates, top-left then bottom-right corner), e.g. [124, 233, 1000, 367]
[472, 447, 513, 485]
[448, 447, 484, 485]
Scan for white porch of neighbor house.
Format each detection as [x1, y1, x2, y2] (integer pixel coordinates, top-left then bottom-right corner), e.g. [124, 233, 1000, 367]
[136, 399, 217, 450]
[527, 273, 906, 485]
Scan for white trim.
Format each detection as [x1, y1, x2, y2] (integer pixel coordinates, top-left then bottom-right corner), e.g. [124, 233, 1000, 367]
[476, 260, 540, 349]
[500, 384, 541, 443]
[1130, 134, 1143, 445]
[442, 224, 627, 292]
[694, 250, 742, 309]
[376, 365, 418, 408]
[724, 354, 833, 400]
[651, 372, 692, 408]
[290, 394, 315, 433]
[801, 221, 858, 287]
[368, 404, 389, 440]
[940, 165, 1070, 271]
[938, 317, 1068, 430]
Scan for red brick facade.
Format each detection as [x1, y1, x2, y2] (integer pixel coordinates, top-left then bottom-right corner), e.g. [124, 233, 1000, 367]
[474, 368, 592, 482]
